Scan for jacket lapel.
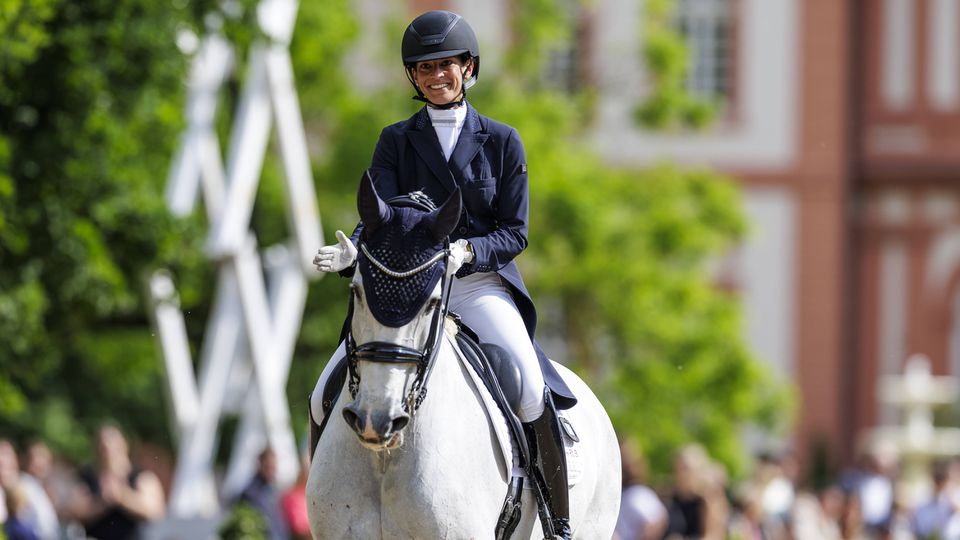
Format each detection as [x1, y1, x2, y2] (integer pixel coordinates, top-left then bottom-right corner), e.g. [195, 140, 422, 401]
[448, 105, 489, 184]
[405, 108, 459, 195]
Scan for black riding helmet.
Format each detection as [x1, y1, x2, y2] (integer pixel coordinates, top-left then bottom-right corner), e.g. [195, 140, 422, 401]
[401, 10, 480, 107]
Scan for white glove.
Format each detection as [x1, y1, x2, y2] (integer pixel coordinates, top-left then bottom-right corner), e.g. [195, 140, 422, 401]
[447, 239, 474, 275]
[313, 230, 358, 273]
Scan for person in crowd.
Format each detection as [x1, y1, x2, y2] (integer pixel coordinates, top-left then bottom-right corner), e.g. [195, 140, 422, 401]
[22, 440, 71, 520]
[703, 461, 732, 540]
[911, 460, 958, 539]
[662, 444, 710, 539]
[236, 447, 288, 540]
[67, 424, 165, 540]
[614, 438, 667, 540]
[756, 451, 795, 525]
[727, 481, 783, 540]
[839, 491, 866, 540]
[792, 485, 844, 540]
[840, 443, 898, 537]
[280, 449, 310, 540]
[4, 484, 40, 540]
[0, 439, 59, 540]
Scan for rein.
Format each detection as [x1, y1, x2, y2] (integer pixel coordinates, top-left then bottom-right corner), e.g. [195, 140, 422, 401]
[346, 238, 454, 415]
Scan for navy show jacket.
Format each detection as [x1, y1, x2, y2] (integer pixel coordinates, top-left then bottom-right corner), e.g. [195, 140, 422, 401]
[348, 103, 576, 409]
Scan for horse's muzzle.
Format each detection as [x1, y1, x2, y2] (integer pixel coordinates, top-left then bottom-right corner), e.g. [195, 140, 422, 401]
[342, 404, 410, 448]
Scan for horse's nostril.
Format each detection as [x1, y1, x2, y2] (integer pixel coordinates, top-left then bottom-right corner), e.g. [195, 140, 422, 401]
[390, 415, 410, 433]
[342, 406, 363, 433]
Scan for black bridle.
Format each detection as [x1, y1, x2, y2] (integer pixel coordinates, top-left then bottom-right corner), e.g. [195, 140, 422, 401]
[345, 238, 454, 415]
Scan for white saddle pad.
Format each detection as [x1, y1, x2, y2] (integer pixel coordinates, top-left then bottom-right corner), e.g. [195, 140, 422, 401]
[452, 335, 583, 487]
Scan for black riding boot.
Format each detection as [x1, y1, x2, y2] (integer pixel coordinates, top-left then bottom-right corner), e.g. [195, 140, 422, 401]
[524, 390, 572, 540]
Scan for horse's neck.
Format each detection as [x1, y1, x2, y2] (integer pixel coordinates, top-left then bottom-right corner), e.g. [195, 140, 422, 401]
[407, 334, 491, 448]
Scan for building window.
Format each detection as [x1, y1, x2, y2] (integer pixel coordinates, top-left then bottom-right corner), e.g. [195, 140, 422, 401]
[540, 0, 588, 94]
[676, 0, 734, 100]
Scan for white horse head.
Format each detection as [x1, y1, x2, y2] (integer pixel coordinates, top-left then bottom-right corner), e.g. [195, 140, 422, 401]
[339, 175, 461, 451]
[307, 173, 622, 539]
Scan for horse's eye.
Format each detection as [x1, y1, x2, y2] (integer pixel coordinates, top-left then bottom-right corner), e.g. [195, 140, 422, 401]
[351, 285, 363, 303]
[428, 298, 440, 310]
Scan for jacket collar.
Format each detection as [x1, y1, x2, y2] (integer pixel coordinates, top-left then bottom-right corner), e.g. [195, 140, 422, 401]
[405, 103, 489, 195]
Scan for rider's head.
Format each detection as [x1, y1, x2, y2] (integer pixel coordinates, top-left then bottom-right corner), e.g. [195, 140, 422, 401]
[402, 10, 479, 109]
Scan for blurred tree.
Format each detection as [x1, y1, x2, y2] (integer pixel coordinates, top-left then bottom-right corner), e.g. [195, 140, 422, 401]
[0, 0, 213, 455]
[463, 0, 791, 478]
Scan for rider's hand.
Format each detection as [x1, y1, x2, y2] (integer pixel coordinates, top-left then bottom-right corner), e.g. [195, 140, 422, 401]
[447, 239, 474, 275]
[313, 230, 358, 273]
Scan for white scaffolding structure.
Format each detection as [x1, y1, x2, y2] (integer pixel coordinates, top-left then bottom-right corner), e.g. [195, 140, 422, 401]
[149, 0, 322, 517]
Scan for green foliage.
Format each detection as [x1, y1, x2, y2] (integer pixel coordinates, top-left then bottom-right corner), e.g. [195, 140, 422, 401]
[504, 0, 574, 84]
[0, 0, 204, 454]
[217, 503, 269, 540]
[634, 0, 718, 130]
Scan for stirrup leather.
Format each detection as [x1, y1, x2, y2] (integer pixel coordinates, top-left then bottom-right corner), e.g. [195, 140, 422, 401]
[524, 388, 572, 540]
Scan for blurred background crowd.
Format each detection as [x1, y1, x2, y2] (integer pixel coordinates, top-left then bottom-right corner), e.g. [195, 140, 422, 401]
[7, 427, 960, 539]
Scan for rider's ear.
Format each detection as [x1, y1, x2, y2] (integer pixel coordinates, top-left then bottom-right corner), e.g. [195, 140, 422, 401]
[358, 170, 391, 235]
[431, 188, 462, 242]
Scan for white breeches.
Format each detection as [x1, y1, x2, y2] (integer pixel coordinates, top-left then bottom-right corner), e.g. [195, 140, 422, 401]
[310, 272, 546, 425]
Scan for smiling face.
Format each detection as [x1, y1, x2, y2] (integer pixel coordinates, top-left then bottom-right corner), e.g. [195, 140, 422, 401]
[411, 55, 474, 106]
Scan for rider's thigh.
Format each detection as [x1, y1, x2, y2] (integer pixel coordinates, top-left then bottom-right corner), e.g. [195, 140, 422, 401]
[310, 341, 347, 423]
[451, 274, 545, 421]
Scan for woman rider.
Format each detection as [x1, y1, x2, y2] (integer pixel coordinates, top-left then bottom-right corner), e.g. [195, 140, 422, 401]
[311, 10, 574, 538]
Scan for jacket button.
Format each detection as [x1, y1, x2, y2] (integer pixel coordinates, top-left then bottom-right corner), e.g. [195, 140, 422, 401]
[458, 226, 467, 234]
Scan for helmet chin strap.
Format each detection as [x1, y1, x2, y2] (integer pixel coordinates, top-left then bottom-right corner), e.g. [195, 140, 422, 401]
[407, 66, 471, 110]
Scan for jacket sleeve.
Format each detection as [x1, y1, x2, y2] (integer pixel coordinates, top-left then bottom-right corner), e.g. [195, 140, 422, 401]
[462, 127, 529, 274]
[340, 128, 402, 277]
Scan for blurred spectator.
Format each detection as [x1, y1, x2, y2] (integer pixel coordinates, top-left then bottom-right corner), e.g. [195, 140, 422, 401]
[236, 447, 288, 540]
[756, 451, 795, 523]
[614, 439, 667, 540]
[840, 443, 898, 536]
[280, 450, 310, 540]
[22, 440, 69, 517]
[662, 444, 709, 539]
[727, 481, 789, 540]
[4, 484, 40, 540]
[791, 485, 843, 540]
[911, 460, 957, 539]
[702, 461, 730, 539]
[22, 442, 52, 489]
[839, 491, 865, 540]
[67, 424, 165, 540]
[0, 439, 59, 540]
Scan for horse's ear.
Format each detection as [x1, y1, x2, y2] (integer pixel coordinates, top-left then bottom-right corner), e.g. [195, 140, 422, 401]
[431, 188, 462, 242]
[357, 170, 391, 235]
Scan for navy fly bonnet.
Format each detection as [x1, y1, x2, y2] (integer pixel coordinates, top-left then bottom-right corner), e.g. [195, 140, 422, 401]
[356, 172, 462, 327]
